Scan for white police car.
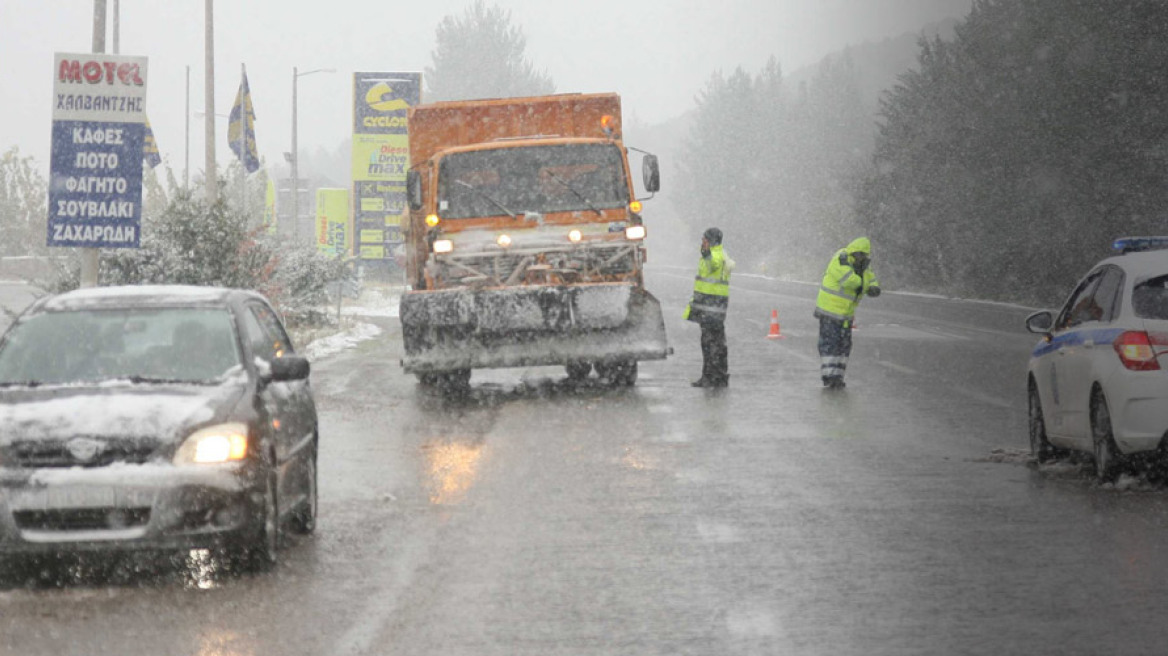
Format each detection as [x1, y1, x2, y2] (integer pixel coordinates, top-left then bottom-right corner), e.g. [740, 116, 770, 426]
[1026, 237, 1168, 481]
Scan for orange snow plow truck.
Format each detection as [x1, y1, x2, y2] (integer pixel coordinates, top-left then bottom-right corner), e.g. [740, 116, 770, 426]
[399, 93, 670, 387]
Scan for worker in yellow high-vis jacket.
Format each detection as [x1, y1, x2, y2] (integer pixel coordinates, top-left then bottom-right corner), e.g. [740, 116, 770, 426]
[814, 237, 881, 389]
[684, 227, 734, 387]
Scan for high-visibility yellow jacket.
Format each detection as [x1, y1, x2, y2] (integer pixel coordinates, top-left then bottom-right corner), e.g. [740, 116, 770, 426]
[814, 237, 880, 323]
[684, 244, 733, 323]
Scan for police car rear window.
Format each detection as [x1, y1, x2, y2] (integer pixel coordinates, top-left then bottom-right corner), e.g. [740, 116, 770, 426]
[1132, 274, 1168, 320]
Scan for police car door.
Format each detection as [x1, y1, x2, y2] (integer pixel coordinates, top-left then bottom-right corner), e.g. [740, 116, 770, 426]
[1053, 267, 1123, 444]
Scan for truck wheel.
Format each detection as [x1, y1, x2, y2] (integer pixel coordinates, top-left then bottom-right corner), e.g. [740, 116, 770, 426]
[596, 360, 637, 387]
[440, 369, 471, 393]
[565, 362, 592, 381]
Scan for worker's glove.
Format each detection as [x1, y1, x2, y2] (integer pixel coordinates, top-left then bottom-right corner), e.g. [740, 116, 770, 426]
[867, 285, 881, 298]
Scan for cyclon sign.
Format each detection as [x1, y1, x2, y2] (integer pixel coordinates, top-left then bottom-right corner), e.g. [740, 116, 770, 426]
[48, 53, 148, 248]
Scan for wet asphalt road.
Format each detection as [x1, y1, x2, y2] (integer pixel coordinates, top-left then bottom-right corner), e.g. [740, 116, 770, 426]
[4, 268, 1168, 655]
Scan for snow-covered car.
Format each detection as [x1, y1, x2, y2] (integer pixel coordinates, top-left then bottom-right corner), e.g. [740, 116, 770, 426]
[0, 285, 318, 571]
[1025, 237, 1168, 481]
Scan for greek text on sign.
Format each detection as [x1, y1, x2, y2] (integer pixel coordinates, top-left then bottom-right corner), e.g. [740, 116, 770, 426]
[49, 52, 148, 249]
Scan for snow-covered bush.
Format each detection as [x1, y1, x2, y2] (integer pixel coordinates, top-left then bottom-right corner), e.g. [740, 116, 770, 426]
[47, 189, 339, 324]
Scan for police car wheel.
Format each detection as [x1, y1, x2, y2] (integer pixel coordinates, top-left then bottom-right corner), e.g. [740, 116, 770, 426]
[1091, 390, 1123, 483]
[1028, 382, 1057, 463]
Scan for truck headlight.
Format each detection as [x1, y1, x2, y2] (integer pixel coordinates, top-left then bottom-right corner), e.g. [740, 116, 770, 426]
[496, 234, 512, 248]
[625, 225, 646, 240]
[174, 423, 249, 464]
[433, 239, 454, 254]
[568, 229, 583, 243]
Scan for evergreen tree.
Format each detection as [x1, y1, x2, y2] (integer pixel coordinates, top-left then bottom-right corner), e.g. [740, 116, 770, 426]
[425, 1, 555, 101]
[861, 0, 1168, 303]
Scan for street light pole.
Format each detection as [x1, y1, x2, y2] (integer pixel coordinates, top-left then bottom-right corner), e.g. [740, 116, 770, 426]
[291, 66, 298, 243]
[290, 67, 334, 245]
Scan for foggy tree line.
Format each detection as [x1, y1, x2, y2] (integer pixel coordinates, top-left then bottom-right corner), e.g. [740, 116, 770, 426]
[675, 55, 872, 279]
[861, 0, 1168, 304]
[425, 0, 554, 101]
[0, 147, 47, 258]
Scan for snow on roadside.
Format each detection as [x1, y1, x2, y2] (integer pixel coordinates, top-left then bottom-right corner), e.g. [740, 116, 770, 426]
[302, 322, 381, 362]
[340, 286, 400, 318]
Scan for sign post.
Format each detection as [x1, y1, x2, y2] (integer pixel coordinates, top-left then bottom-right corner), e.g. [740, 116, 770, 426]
[48, 53, 148, 257]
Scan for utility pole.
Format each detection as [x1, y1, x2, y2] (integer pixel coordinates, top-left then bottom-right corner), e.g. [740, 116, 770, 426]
[185, 65, 190, 189]
[204, 0, 217, 204]
[80, 0, 107, 289]
[291, 66, 299, 244]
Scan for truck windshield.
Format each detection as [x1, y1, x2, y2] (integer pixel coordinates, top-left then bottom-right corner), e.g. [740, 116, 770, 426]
[437, 143, 629, 219]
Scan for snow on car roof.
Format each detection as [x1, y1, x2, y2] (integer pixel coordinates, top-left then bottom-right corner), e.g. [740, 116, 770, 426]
[39, 285, 249, 312]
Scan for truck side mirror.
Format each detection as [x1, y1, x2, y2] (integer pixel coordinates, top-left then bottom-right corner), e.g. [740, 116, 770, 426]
[642, 154, 660, 193]
[407, 170, 423, 211]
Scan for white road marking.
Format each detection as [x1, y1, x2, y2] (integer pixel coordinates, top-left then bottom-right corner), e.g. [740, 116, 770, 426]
[876, 360, 918, 375]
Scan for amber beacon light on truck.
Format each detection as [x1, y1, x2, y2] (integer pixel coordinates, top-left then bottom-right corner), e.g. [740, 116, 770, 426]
[397, 93, 670, 388]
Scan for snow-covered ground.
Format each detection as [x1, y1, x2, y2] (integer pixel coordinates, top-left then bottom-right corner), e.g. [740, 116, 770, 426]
[301, 284, 401, 362]
[302, 322, 382, 362]
[339, 285, 400, 318]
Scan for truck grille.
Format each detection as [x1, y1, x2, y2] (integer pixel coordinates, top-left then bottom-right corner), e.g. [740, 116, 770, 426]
[435, 243, 637, 286]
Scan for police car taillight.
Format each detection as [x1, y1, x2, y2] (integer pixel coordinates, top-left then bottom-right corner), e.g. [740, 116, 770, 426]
[1114, 331, 1161, 371]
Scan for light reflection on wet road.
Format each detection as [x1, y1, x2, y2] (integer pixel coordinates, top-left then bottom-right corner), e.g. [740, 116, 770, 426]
[4, 270, 1168, 655]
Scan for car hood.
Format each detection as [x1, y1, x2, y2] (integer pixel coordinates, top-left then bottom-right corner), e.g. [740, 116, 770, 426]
[0, 379, 251, 447]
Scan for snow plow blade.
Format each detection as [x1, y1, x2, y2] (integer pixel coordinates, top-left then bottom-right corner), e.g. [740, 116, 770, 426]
[399, 283, 671, 373]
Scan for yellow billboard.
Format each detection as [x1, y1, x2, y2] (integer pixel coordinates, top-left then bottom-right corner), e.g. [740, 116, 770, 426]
[352, 72, 421, 263]
[314, 188, 350, 256]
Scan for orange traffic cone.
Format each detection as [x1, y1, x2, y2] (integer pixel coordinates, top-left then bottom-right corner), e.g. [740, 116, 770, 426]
[766, 309, 785, 339]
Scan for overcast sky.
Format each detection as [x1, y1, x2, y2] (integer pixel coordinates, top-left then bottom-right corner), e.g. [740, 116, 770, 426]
[0, 0, 971, 177]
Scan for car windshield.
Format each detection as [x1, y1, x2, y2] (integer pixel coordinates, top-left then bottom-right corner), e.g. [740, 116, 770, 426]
[437, 143, 629, 219]
[0, 307, 242, 385]
[1132, 273, 1168, 320]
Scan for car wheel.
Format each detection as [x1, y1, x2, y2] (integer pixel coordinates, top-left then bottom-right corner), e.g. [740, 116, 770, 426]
[289, 439, 317, 535]
[235, 468, 279, 572]
[1028, 382, 1057, 463]
[565, 362, 592, 381]
[1091, 389, 1123, 483]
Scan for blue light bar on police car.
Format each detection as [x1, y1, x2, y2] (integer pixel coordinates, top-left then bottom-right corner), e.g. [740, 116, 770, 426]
[1112, 236, 1168, 254]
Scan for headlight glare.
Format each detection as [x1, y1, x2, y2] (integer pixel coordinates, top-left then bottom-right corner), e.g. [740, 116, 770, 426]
[568, 229, 583, 243]
[625, 225, 646, 240]
[433, 239, 454, 254]
[497, 234, 512, 248]
[175, 423, 249, 464]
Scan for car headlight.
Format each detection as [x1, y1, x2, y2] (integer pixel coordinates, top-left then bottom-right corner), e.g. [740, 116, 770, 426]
[174, 422, 249, 464]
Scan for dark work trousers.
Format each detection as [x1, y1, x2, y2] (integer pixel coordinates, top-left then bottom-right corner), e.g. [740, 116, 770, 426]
[700, 319, 728, 383]
[817, 316, 852, 382]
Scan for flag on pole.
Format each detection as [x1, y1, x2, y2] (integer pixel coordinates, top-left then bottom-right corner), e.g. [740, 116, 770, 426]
[143, 116, 162, 169]
[228, 67, 260, 173]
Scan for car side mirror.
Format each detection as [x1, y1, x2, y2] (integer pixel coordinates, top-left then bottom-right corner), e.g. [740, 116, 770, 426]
[407, 170, 423, 211]
[1025, 310, 1054, 335]
[268, 355, 310, 382]
[642, 154, 660, 193]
